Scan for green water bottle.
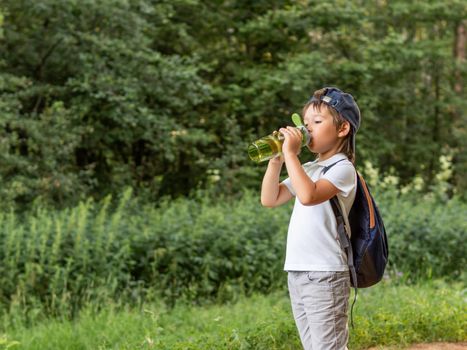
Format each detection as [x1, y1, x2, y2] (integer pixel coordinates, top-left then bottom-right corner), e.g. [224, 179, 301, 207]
[248, 113, 311, 163]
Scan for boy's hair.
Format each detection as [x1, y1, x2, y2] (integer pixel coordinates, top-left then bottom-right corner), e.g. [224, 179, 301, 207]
[302, 88, 356, 164]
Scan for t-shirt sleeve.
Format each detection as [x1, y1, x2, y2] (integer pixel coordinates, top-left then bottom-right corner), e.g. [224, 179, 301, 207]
[320, 163, 356, 198]
[281, 177, 295, 196]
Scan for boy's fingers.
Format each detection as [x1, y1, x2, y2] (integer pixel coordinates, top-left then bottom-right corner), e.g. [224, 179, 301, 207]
[286, 126, 301, 139]
[280, 127, 302, 142]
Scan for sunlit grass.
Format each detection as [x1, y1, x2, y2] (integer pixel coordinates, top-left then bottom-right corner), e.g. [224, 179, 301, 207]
[2, 279, 465, 350]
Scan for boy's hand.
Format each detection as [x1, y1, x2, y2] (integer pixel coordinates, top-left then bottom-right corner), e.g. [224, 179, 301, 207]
[279, 126, 302, 157]
[269, 154, 284, 165]
[269, 130, 285, 165]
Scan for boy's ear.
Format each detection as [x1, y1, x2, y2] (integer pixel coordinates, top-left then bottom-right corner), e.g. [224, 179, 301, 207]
[338, 121, 351, 138]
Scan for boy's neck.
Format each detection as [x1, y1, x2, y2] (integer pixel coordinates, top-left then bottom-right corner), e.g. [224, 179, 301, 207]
[318, 149, 343, 162]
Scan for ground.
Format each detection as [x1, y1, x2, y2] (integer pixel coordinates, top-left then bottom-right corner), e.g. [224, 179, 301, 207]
[368, 342, 467, 350]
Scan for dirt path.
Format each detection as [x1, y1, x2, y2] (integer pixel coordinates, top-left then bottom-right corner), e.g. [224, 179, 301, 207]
[367, 342, 467, 349]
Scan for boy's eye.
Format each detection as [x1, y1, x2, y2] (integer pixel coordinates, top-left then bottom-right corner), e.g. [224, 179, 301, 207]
[315, 121, 322, 124]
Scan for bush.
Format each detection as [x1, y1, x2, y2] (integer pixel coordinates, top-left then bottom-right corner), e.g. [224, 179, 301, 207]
[0, 178, 465, 324]
[0, 188, 292, 323]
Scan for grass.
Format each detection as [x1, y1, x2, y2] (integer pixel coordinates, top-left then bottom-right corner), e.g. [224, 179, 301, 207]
[1, 279, 465, 350]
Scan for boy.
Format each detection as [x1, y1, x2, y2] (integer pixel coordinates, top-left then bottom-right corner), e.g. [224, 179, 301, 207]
[261, 87, 361, 350]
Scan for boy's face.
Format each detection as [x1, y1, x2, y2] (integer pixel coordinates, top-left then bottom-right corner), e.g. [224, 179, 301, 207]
[303, 105, 349, 154]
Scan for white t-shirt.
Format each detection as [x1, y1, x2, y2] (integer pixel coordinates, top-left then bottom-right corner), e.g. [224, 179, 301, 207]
[281, 153, 357, 272]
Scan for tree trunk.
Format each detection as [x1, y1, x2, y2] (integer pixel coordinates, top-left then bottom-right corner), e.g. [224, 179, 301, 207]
[453, 20, 465, 94]
[452, 20, 466, 197]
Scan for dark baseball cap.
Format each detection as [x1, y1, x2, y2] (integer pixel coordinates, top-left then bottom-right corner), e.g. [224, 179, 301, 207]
[309, 87, 361, 153]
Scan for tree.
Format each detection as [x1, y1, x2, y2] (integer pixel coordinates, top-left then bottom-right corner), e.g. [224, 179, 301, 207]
[0, 0, 466, 209]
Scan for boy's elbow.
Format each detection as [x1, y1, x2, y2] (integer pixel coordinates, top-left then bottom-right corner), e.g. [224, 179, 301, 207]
[297, 184, 319, 206]
[298, 194, 316, 206]
[300, 196, 328, 206]
[261, 198, 277, 208]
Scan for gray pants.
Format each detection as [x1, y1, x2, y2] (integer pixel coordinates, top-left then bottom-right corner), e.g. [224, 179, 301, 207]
[287, 270, 350, 350]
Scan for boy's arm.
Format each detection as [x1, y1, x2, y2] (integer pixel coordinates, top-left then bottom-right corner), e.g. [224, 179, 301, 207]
[260, 157, 293, 207]
[283, 153, 340, 205]
[281, 126, 340, 205]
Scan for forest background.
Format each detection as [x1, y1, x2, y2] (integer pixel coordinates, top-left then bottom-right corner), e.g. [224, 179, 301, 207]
[0, 1, 466, 349]
[0, 0, 466, 208]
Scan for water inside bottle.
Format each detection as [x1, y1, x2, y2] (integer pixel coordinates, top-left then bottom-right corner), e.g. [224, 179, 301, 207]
[248, 135, 283, 162]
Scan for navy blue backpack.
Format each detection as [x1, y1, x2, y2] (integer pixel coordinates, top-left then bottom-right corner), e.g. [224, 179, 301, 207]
[322, 159, 389, 327]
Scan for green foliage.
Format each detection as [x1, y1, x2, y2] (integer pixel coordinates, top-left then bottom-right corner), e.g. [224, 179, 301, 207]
[0, 0, 466, 208]
[383, 196, 466, 281]
[2, 281, 466, 349]
[0, 0, 214, 207]
[0, 169, 465, 326]
[362, 155, 467, 282]
[0, 188, 291, 325]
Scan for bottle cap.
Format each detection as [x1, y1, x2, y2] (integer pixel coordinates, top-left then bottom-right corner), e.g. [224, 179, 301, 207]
[291, 113, 303, 127]
[291, 113, 310, 145]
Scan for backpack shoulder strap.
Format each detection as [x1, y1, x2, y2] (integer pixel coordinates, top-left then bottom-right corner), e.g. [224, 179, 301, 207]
[321, 158, 359, 328]
[330, 196, 359, 328]
[321, 158, 347, 176]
